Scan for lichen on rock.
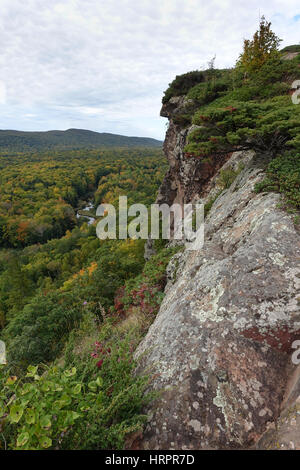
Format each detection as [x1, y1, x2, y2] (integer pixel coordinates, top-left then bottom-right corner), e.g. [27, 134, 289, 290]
[135, 97, 300, 450]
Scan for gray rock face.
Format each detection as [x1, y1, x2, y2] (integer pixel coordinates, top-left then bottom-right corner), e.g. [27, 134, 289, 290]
[256, 365, 300, 450]
[158, 100, 232, 207]
[135, 139, 300, 449]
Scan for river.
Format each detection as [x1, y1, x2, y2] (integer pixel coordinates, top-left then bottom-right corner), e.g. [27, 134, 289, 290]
[76, 201, 96, 225]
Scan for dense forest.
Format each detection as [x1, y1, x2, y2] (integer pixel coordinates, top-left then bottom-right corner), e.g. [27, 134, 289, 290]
[0, 148, 164, 248]
[0, 146, 182, 449]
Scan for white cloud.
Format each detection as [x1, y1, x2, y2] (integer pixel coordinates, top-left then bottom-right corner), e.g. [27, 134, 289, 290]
[0, 82, 7, 105]
[0, 0, 299, 139]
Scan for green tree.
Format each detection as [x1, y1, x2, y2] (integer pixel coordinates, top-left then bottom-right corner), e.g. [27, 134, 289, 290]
[237, 16, 282, 75]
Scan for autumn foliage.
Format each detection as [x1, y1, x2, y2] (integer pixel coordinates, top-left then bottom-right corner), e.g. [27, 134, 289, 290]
[237, 16, 282, 75]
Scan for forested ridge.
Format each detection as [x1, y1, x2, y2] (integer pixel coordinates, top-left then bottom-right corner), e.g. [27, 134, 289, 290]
[0, 128, 162, 153]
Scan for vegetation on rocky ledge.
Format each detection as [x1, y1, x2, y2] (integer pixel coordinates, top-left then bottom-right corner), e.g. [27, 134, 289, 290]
[163, 17, 300, 212]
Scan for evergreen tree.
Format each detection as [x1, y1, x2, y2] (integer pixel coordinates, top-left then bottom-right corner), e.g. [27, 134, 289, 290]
[237, 16, 282, 75]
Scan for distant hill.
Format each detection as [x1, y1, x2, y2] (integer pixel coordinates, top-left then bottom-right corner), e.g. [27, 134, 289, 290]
[280, 44, 300, 53]
[0, 128, 162, 152]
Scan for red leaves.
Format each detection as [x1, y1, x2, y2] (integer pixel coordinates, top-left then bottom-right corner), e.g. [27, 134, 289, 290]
[129, 283, 160, 315]
[224, 106, 237, 113]
[114, 286, 126, 315]
[198, 114, 210, 121]
[184, 152, 195, 158]
[114, 300, 124, 313]
[91, 341, 112, 369]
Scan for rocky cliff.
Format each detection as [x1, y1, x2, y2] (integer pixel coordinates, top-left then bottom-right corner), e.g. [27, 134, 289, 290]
[135, 97, 300, 450]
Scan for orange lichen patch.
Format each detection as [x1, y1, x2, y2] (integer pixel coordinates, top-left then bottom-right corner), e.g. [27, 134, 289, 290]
[241, 326, 299, 353]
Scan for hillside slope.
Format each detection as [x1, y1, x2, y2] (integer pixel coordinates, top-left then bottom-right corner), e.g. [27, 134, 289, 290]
[0, 128, 162, 152]
[135, 49, 300, 450]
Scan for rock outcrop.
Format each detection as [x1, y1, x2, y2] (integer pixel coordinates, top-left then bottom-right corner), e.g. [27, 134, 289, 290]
[256, 364, 300, 449]
[157, 97, 231, 207]
[135, 99, 300, 449]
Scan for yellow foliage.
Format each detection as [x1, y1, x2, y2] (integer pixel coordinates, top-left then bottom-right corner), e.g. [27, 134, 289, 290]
[87, 261, 97, 275]
[60, 261, 98, 291]
[237, 16, 281, 75]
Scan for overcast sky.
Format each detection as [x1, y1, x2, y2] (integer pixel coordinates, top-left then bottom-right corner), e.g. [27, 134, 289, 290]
[0, 0, 299, 140]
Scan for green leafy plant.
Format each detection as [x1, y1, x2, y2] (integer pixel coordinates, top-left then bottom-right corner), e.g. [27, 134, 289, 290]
[0, 328, 152, 450]
[0, 364, 91, 449]
[255, 151, 300, 210]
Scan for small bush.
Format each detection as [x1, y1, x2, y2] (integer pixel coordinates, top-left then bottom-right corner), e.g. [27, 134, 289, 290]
[186, 95, 300, 158]
[162, 71, 205, 104]
[187, 77, 230, 105]
[255, 151, 300, 210]
[218, 163, 244, 189]
[113, 246, 181, 319]
[173, 114, 193, 126]
[218, 167, 238, 189]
